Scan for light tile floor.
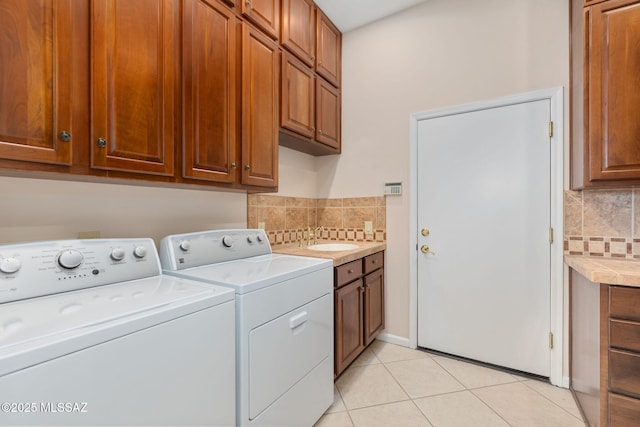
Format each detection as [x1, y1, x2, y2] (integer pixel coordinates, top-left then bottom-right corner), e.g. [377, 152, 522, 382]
[315, 341, 585, 427]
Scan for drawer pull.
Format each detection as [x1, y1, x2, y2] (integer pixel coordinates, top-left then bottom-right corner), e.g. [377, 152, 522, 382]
[348, 269, 354, 274]
[289, 311, 308, 329]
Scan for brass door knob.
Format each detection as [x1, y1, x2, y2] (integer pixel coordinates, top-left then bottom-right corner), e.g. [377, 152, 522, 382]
[421, 245, 435, 255]
[421, 228, 430, 237]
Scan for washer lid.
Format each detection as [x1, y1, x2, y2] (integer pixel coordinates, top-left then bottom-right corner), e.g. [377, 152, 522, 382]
[165, 254, 332, 294]
[0, 275, 234, 376]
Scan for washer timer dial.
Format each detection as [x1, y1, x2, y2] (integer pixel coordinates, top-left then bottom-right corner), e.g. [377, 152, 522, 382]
[58, 250, 83, 269]
[0, 257, 21, 274]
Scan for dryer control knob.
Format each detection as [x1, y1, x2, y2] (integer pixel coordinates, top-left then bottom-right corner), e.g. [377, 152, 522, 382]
[246, 235, 254, 243]
[179, 241, 191, 252]
[256, 234, 263, 242]
[0, 257, 21, 274]
[110, 247, 125, 261]
[222, 235, 233, 248]
[133, 246, 147, 258]
[58, 250, 83, 269]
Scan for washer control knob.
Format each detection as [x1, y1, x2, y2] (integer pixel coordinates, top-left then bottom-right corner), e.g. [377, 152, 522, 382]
[222, 235, 233, 248]
[247, 235, 254, 243]
[58, 250, 83, 269]
[256, 233, 263, 242]
[133, 246, 147, 258]
[110, 247, 125, 261]
[0, 257, 21, 274]
[179, 241, 191, 252]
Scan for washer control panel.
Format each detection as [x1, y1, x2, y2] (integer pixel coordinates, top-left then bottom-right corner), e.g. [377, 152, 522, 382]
[160, 229, 270, 270]
[0, 238, 161, 303]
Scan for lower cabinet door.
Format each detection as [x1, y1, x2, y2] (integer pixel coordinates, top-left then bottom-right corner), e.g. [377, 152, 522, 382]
[609, 393, 640, 426]
[364, 268, 384, 346]
[335, 279, 364, 376]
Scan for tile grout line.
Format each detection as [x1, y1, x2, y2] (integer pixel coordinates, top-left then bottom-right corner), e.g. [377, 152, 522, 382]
[519, 380, 586, 423]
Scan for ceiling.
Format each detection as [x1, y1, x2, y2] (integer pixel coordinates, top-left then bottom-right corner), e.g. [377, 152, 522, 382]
[313, 0, 429, 33]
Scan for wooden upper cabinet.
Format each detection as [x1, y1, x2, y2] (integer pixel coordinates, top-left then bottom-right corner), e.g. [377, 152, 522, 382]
[241, 24, 279, 188]
[241, 0, 280, 40]
[183, 0, 238, 183]
[316, 77, 341, 150]
[281, 0, 316, 67]
[281, 52, 315, 139]
[571, 0, 640, 187]
[316, 9, 341, 88]
[0, 0, 77, 165]
[91, 0, 178, 176]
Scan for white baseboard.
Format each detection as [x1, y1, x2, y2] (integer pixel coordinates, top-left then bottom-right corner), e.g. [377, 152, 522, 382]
[376, 333, 411, 348]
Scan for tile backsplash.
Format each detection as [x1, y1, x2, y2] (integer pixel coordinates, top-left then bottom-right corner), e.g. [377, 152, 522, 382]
[247, 195, 386, 245]
[564, 189, 640, 259]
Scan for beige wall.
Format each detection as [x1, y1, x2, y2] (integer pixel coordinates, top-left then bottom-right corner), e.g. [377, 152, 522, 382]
[0, 175, 247, 245]
[314, 0, 570, 340]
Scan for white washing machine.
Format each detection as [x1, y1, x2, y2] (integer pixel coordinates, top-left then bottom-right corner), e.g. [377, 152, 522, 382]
[0, 238, 235, 426]
[160, 229, 334, 427]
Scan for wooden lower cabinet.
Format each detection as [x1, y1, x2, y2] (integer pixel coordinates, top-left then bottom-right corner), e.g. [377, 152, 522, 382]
[570, 268, 640, 426]
[334, 251, 384, 378]
[335, 278, 365, 376]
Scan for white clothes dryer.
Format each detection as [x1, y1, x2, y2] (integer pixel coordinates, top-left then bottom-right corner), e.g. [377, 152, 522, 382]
[160, 229, 334, 427]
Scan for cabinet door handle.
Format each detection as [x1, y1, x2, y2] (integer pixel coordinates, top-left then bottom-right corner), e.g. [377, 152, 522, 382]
[231, 162, 237, 169]
[245, 0, 251, 7]
[245, 165, 251, 171]
[347, 269, 354, 274]
[96, 138, 107, 148]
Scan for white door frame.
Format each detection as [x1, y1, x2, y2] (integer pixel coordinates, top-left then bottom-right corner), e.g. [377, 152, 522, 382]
[409, 87, 564, 387]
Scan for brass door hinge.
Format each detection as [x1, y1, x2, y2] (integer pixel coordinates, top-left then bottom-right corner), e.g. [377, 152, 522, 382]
[548, 121, 554, 137]
[549, 332, 554, 349]
[549, 227, 554, 244]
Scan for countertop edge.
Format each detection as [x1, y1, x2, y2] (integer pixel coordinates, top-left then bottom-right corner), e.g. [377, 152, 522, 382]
[273, 241, 387, 266]
[564, 255, 640, 288]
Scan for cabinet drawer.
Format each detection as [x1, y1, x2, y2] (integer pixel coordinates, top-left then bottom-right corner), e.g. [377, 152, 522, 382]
[335, 259, 362, 288]
[364, 251, 384, 274]
[610, 349, 640, 397]
[609, 393, 640, 426]
[610, 319, 640, 353]
[610, 286, 640, 321]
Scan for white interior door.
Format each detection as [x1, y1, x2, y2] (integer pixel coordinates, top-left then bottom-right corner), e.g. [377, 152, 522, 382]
[416, 99, 551, 377]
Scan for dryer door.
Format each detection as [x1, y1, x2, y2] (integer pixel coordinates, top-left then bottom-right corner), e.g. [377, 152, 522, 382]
[248, 293, 332, 419]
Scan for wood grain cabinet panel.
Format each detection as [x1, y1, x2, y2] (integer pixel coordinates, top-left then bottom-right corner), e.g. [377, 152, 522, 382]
[610, 320, 640, 353]
[281, 0, 315, 66]
[281, 52, 315, 139]
[609, 350, 640, 397]
[241, 0, 279, 40]
[241, 23, 279, 188]
[182, 0, 238, 183]
[315, 9, 341, 88]
[609, 393, 640, 426]
[91, 0, 178, 176]
[335, 278, 365, 376]
[571, 0, 640, 187]
[0, 0, 77, 165]
[316, 77, 340, 150]
[364, 267, 385, 346]
[334, 251, 384, 378]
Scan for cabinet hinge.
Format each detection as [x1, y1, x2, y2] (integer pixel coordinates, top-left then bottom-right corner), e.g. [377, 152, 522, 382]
[548, 121, 554, 137]
[549, 227, 554, 244]
[549, 332, 554, 349]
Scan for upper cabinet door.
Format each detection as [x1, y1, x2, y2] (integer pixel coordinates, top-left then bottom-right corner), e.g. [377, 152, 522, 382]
[316, 9, 341, 88]
[0, 0, 76, 165]
[241, 0, 280, 40]
[281, 51, 315, 139]
[91, 0, 177, 176]
[241, 24, 279, 188]
[587, 0, 640, 183]
[316, 77, 340, 150]
[183, 0, 238, 183]
[281, 0, 316, 66]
